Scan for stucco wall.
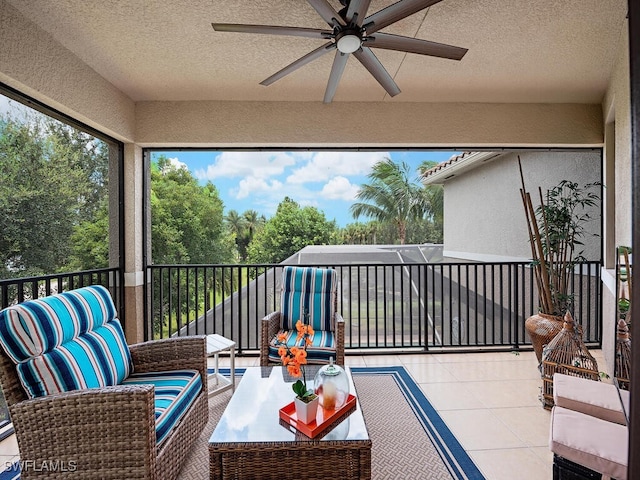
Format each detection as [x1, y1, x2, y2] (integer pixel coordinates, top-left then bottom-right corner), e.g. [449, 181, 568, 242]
[603, 23, 632, 250]
[0, 0, 135, 142]
[134, 101, 603, 148]
[601, 21, 631, 376]
[442, 151, 602, 261]
[0, 1, 604, 149]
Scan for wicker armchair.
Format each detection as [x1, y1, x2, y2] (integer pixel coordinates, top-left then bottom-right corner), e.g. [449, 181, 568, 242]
[260, 266, 344, 367]
[0, 287, 208, 480]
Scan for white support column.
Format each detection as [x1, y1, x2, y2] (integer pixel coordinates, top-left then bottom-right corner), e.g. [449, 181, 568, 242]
[122, 143, 145, 344]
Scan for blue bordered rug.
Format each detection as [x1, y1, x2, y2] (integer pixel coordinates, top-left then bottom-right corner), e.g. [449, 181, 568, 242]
[350, 366, 485, 480]
[0, 365, 485, 480]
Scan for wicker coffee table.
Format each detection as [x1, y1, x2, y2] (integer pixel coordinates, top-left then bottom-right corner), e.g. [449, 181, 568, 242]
[209, 366, 371, 480]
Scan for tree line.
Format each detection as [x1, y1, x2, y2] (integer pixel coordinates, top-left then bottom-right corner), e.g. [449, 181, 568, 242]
[0, 109, 110, 279]
[0, 104, 443, 280]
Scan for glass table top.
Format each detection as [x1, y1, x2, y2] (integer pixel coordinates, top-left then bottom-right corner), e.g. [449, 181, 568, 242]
[209, 366, 369, 444]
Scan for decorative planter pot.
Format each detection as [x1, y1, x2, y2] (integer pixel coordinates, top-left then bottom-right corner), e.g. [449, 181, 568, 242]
[294, 395, 319, 424]
[525, 312, 563, 367]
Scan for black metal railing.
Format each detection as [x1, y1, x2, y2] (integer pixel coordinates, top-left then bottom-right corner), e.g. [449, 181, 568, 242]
[146, 261, 602, 353]
[0, 268, 123, 312]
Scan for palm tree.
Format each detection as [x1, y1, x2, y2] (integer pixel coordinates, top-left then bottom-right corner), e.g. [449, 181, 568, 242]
[242, 209, 264, 241]
[418, 160, 444, 226]
[224, 210, 246, 238]
[350, 159, 428, 244]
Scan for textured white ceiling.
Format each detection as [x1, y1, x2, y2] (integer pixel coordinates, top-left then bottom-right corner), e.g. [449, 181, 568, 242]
[7, 0, 627, 103]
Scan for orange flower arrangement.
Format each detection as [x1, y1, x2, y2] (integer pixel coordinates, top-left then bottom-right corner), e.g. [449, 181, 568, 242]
[276, 318, 316, 402]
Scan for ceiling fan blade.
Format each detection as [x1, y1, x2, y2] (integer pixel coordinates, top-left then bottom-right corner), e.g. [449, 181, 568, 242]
[345, 0, 373, 26]
[367, 32, 467, 60]
[324, 50, 350, 103]
[353, 47, 401, 97]
[260, 43, 336, 86]
[306, 0, 345, 27]
[212, 23, 332, 40]
[363, 0, 443, 34]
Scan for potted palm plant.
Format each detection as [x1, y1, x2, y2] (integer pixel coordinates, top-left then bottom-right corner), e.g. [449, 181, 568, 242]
[518, 158, 600, 366]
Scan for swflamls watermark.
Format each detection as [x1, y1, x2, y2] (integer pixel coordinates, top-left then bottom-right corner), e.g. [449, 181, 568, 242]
[5, 460, 77, 472]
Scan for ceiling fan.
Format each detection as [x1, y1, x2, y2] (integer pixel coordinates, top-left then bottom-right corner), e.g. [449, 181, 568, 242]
[212, 0, 467, 103]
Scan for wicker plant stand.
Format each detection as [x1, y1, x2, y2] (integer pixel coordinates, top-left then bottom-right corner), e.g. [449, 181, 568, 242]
[541, 312, 599, 410]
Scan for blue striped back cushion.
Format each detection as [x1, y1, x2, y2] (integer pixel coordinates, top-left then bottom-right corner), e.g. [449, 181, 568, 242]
[15, 320, 132, 398]
[280, 267, 337, 332]
[0, 286, 132, 399]
[0, 285, 117, 363]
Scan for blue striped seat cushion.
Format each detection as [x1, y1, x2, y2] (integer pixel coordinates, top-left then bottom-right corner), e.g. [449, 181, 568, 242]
[280, 266, 337, 332]
[121, 369, 202, 446]
[268, 329, 337, 365]
[0, 286, 132, 398]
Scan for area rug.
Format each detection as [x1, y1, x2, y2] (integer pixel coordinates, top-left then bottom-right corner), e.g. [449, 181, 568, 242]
[180, 365, 485, 480]
[0, 366, 485, 480]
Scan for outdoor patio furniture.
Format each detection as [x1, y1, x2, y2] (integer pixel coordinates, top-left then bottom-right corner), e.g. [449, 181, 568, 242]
[550, 406, 627, 480]
[206, 333, 236, 396]
[0, 285, 208, 480]
[209, 366, 371, 480]
[550, 374, 629, 479]
[260, 266, 344, 366]
[553, 373, 629, 425]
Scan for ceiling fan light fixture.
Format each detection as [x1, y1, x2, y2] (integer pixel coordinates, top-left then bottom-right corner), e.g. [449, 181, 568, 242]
[336, 32, 361, 53]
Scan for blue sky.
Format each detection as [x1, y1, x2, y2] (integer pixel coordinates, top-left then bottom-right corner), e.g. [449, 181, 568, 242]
[151, 150, 455, 227]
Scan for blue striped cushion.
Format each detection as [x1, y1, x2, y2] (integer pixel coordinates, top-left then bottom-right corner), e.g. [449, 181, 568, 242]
[268, 329, 337, 365]
[280, 267, 336, 332]
[121, 369, 202, 446]
[15, 320, 131, 398]
[0, 285, 117, 363]
[0, 286, 132, 399]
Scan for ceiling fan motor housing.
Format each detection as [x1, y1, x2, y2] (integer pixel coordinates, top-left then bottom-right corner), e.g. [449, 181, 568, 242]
[335, 29, 362, 53]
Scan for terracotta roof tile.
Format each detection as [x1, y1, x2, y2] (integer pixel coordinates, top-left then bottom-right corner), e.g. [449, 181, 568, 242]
[421, 151, 477, 179]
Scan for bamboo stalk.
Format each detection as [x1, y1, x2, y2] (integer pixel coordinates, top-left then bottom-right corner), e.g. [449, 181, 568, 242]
[520, 189, 546, 306]
[529, 187, 555, 314]
[519, 157, 553, 314]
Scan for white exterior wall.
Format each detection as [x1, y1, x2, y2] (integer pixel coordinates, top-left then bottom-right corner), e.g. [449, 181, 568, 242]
[442, 151, 602, 262]
[601, 22, 631, 374]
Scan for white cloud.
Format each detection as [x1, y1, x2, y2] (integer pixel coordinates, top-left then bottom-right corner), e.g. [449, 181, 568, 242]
[168, 157, 188, 170]
[234, 176, 284, 199]
[195, 151, 300, 180]
[320, 176, 360, 200]
[286, 151, 389, 184]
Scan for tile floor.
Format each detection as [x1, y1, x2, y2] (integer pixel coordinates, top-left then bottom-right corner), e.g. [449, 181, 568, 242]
[0, 349, 609, 479]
